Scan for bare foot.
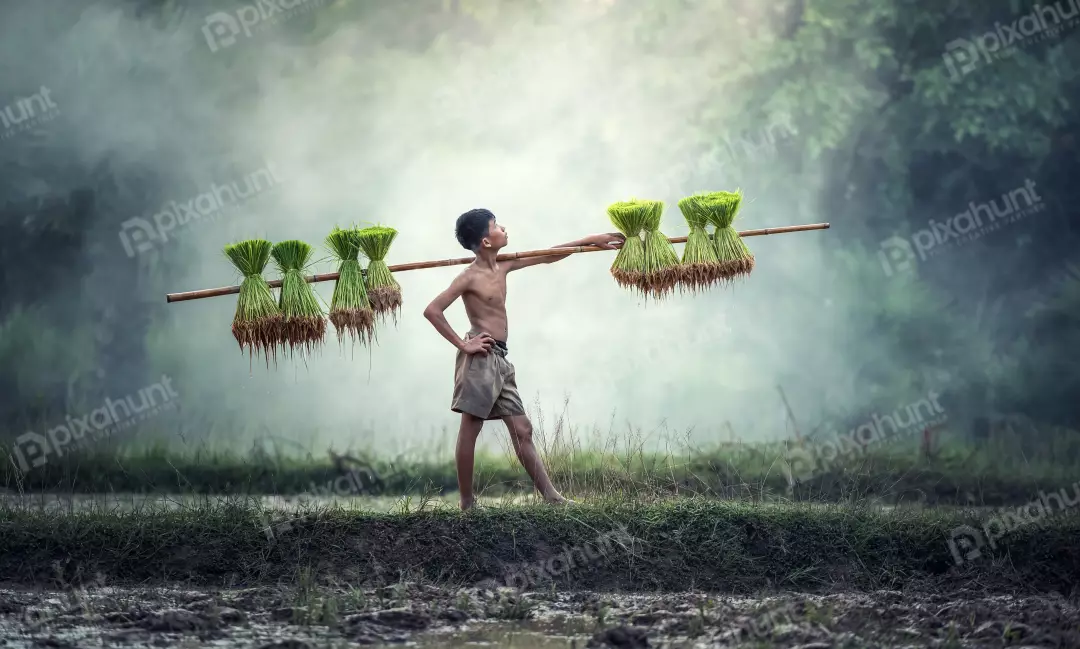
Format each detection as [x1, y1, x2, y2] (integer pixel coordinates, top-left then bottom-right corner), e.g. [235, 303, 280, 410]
[544, 494, 575, 506]
[460, 499, 475, 511]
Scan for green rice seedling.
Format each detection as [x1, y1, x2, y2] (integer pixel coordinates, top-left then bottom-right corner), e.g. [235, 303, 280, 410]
[356, 225, 402, 324]
[606, 199, 651, 294]
[677, 193, 722, 292]
[325, 226, 375, 346]
[705, 189, 755, 281]
[271, 239, 327, 356]
[641, 200, 681, 299]
[224, 239, 283, 367]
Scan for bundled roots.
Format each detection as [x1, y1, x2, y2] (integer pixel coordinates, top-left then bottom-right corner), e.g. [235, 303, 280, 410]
[713, 228, 756, 280]
[611, 263, 646, 292]
[367, 284, 403, 319]
[357, 226, 402, 325]
[231, 285, 283, 363]
[329, 307, 375, 344]
[641, 201, 681, 300]
[610, 234, 646, 291]
[326, 227, 376, 346]
[224, 239, 283, 368]
[328, 259, 375, 345]
[607, 199, 652, 296]
[703, 189, 755, 284]
[272, 239, 327, 356]
[279, 314, 326, 355]
[677, 194, 723, 293]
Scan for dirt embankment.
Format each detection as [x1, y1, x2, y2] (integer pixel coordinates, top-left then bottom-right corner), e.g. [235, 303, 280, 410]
[2, 500, 1078, 594]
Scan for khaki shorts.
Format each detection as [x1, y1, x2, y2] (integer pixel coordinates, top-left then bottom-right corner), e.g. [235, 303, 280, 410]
[451, 331, 526, 420]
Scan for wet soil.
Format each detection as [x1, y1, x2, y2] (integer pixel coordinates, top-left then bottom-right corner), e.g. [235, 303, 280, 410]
[2, 580, 1077, 648]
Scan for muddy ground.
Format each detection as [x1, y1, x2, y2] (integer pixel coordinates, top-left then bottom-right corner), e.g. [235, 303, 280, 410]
[1, 580, 1077, 648]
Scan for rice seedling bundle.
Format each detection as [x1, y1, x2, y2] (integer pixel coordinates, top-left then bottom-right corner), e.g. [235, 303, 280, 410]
[325, 226, 375, 345]
[271, 239, 327, 355]
[706, 189, 755, 281]
[224, 239, 283, 366]
[356, 225, 402, 323]
[676, 194, 723, 292]
[640, 200, 681, 299]
[606, 199, 651, 294]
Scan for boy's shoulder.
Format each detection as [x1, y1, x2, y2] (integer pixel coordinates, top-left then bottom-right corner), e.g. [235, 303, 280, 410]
[454, 263, 480, 286]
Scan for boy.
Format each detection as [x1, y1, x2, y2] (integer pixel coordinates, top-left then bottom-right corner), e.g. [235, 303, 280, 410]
[423, 208, 624, 510]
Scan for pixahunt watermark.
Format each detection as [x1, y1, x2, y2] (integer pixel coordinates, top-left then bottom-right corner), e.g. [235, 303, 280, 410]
[10, 376, 180, 473]
[947, 481, 1080, 566]
[879, 179, 1045, 277]
[500, 525, 636, 591]
[785, 390, 947, 483]
[258, 465, 384, 541]
[119, 161, 283, 259]
[715, 114, 796, 170]
[1, 86, 60, 141]
[202, 0, 328, 53]
[943, 2, 1080, 80]
[22, 571, 107, 631]
[726, 600, 816, 643]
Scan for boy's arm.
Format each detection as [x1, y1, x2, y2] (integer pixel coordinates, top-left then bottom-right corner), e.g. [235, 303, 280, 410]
[422, 272, 494, 354]
[506, 232, 625, 272]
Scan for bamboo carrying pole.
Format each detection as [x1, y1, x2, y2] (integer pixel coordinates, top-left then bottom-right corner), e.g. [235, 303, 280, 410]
[166, 222, 830, 303]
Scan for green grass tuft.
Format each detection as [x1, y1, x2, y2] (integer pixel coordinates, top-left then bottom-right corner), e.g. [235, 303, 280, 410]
[677, 194, 723, 292]
[641, 200, 681, 300]
[704, 190, 755, 281]
[326, 227, 375, 346]
[224, 239, 283, 368]
[607, 199, 655, 295]
[271, 240, 327, 356]
[356, 226, 402, 324]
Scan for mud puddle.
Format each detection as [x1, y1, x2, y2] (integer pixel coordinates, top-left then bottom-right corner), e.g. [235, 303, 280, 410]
[2, 580, 1077, 648]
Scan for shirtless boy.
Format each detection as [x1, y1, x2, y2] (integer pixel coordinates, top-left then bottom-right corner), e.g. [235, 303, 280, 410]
[423, 208, 624, 510]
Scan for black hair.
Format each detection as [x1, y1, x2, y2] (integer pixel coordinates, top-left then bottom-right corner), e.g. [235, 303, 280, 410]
[455, 208, 495, 251]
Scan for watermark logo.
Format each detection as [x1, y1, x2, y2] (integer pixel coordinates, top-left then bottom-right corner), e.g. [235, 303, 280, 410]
[786, 391, 947, 483]
[948, 481, 1080, 565]
[716, 114, 796, 170]
[783, 445, 819, 484]
[943, 2, 1080, 80]
[258, 464, 384, 541]
[22, 571, 108, 630]
[657, 113, 795, 198]
[500, 525, 637, 590]
[727, 600, 828, 642]
[1, 86, 60, 141]
[879, 180, 1045, 276]
[119, 161, 284, 258]
[11, 376, 180, 473]
[202, 0, 328, 53]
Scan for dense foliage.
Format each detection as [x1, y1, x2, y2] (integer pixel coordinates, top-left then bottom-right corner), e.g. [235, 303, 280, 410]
[1, 0, 1077, 449]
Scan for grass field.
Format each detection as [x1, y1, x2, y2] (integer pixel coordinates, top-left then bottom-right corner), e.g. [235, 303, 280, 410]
[3, 422, 1077, 507]
[4, 425, 1078, 647]
[2, 497, 1077, 591]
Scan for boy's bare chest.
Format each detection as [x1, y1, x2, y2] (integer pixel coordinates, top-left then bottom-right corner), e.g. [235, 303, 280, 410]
[471, 275, 507, 306]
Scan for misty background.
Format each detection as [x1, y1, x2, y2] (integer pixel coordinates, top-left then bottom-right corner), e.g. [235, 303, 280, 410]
[1, 0, 1077, 461]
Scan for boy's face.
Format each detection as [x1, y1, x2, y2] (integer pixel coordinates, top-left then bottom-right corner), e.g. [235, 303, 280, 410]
[482, 218, 508, 251]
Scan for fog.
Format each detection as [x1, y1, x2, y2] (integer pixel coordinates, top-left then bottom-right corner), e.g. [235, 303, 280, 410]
[2, 0, 901, 456]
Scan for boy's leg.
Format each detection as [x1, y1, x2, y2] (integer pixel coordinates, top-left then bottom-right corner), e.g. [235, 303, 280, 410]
[502, 415, 566, 503]
[451, 334, 500, 511]
[456, 413, 484, 510]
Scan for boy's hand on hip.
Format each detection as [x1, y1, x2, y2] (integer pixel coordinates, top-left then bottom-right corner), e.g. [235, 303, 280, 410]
[463, 333, 494, 355]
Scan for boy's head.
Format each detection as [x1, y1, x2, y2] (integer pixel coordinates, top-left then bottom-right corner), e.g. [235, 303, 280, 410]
[455, 208, 508, 253]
